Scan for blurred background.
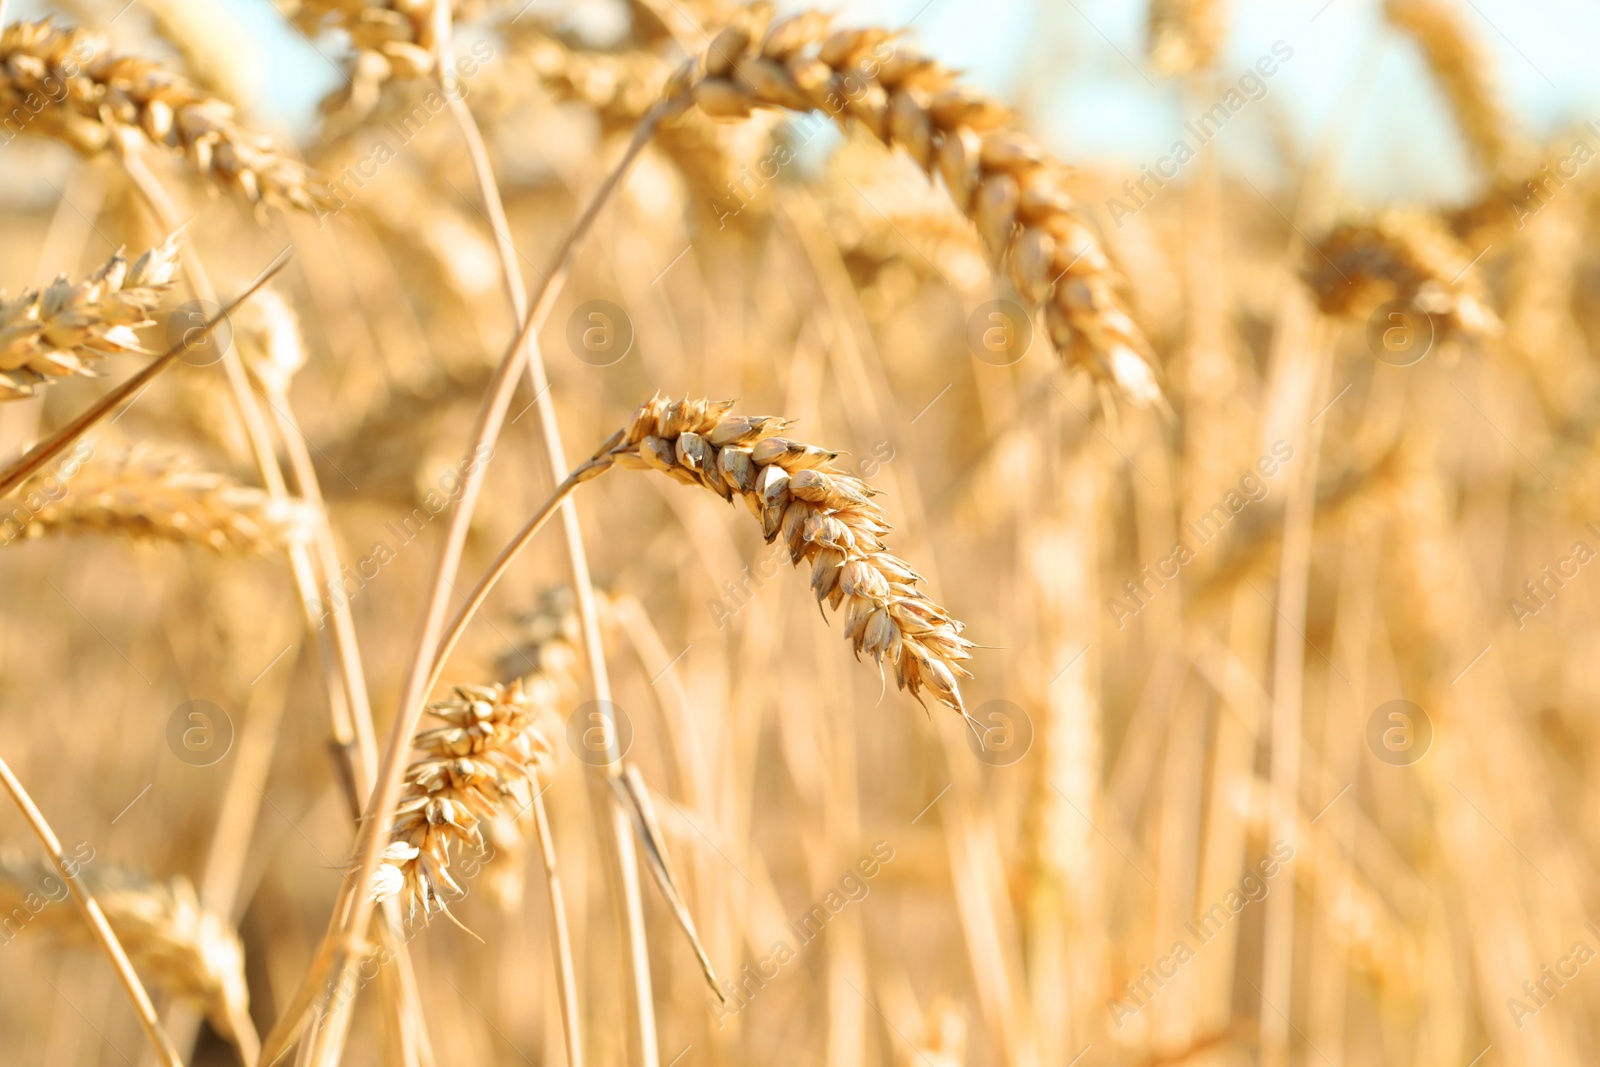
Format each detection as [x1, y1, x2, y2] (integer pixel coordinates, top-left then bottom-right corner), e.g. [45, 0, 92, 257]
[0, 0, 1598, 1065]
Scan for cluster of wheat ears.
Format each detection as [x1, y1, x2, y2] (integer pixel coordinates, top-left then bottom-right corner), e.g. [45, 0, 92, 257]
[0, 0, 1594, 1064]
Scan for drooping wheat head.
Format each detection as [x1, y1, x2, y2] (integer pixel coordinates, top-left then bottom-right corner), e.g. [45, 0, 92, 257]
[0, 239, 180, 401]
[0, 19, 329, 211]
[371, 677, 559, 921]
[676, 10, 1166, 407]
[577, 393, 975, 715]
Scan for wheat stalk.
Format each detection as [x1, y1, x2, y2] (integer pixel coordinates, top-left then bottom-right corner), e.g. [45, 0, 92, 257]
[679, 9, 1165, 407]
[436, 394, 976, 719]
[0, 761, 184, 1066]
[0, 18, 329, 212]
[0, 238, 180, 401]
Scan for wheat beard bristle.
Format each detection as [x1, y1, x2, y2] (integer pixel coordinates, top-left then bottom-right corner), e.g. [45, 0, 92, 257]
[578, 393, 976, 717]
[674, 10, 1165, 409]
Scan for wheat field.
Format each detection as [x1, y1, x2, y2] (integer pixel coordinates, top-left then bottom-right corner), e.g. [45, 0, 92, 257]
[0, 0, 1592, 1064]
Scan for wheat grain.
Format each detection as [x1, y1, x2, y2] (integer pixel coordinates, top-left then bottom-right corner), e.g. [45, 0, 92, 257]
[579, 393, 976, 715]
[370, 677, 560, 921]
[8, 446, 316, 553]
[676, 10, 1165, 407]
[0, 19, 329, 212]
[0, 238, 180, 401]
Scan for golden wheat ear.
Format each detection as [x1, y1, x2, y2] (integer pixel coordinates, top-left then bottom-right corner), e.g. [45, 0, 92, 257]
[581, 393, 976, 715]
[672, 10, 1166, 410]
[0, 19, 331, 212]
[0, 238, 181, 401]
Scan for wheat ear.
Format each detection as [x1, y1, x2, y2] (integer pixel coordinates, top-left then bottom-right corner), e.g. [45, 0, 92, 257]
[0, 856, 259, 1063]
[0, 238, 180, 401]
[0, 758, 184, 1066]
[1302, 209, 1501, 339]
[679, 9, 1164, 408]
[371, 678, 559, 921]
[0, 18, 329, 212]
[6, 446, 317, 554]
[435, 394, 975, 719]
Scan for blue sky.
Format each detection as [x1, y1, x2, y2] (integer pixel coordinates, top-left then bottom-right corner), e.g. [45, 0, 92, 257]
[32, 0, 1600, 203]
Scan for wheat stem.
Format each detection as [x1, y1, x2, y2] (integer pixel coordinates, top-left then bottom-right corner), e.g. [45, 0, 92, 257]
[262, 97, 669, 1067]
[529, 789, 584, 1067]
[0, 750, 185, 1067]
[436, 30, 639, 1064]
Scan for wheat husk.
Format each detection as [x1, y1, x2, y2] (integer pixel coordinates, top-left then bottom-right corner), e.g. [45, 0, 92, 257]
[371, 677, 560, 921]
[577, 393, 975, 716]
[0, 239, 180, 401]
[0, 18, 329, 212]
[1302, 209, 1501, 339]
